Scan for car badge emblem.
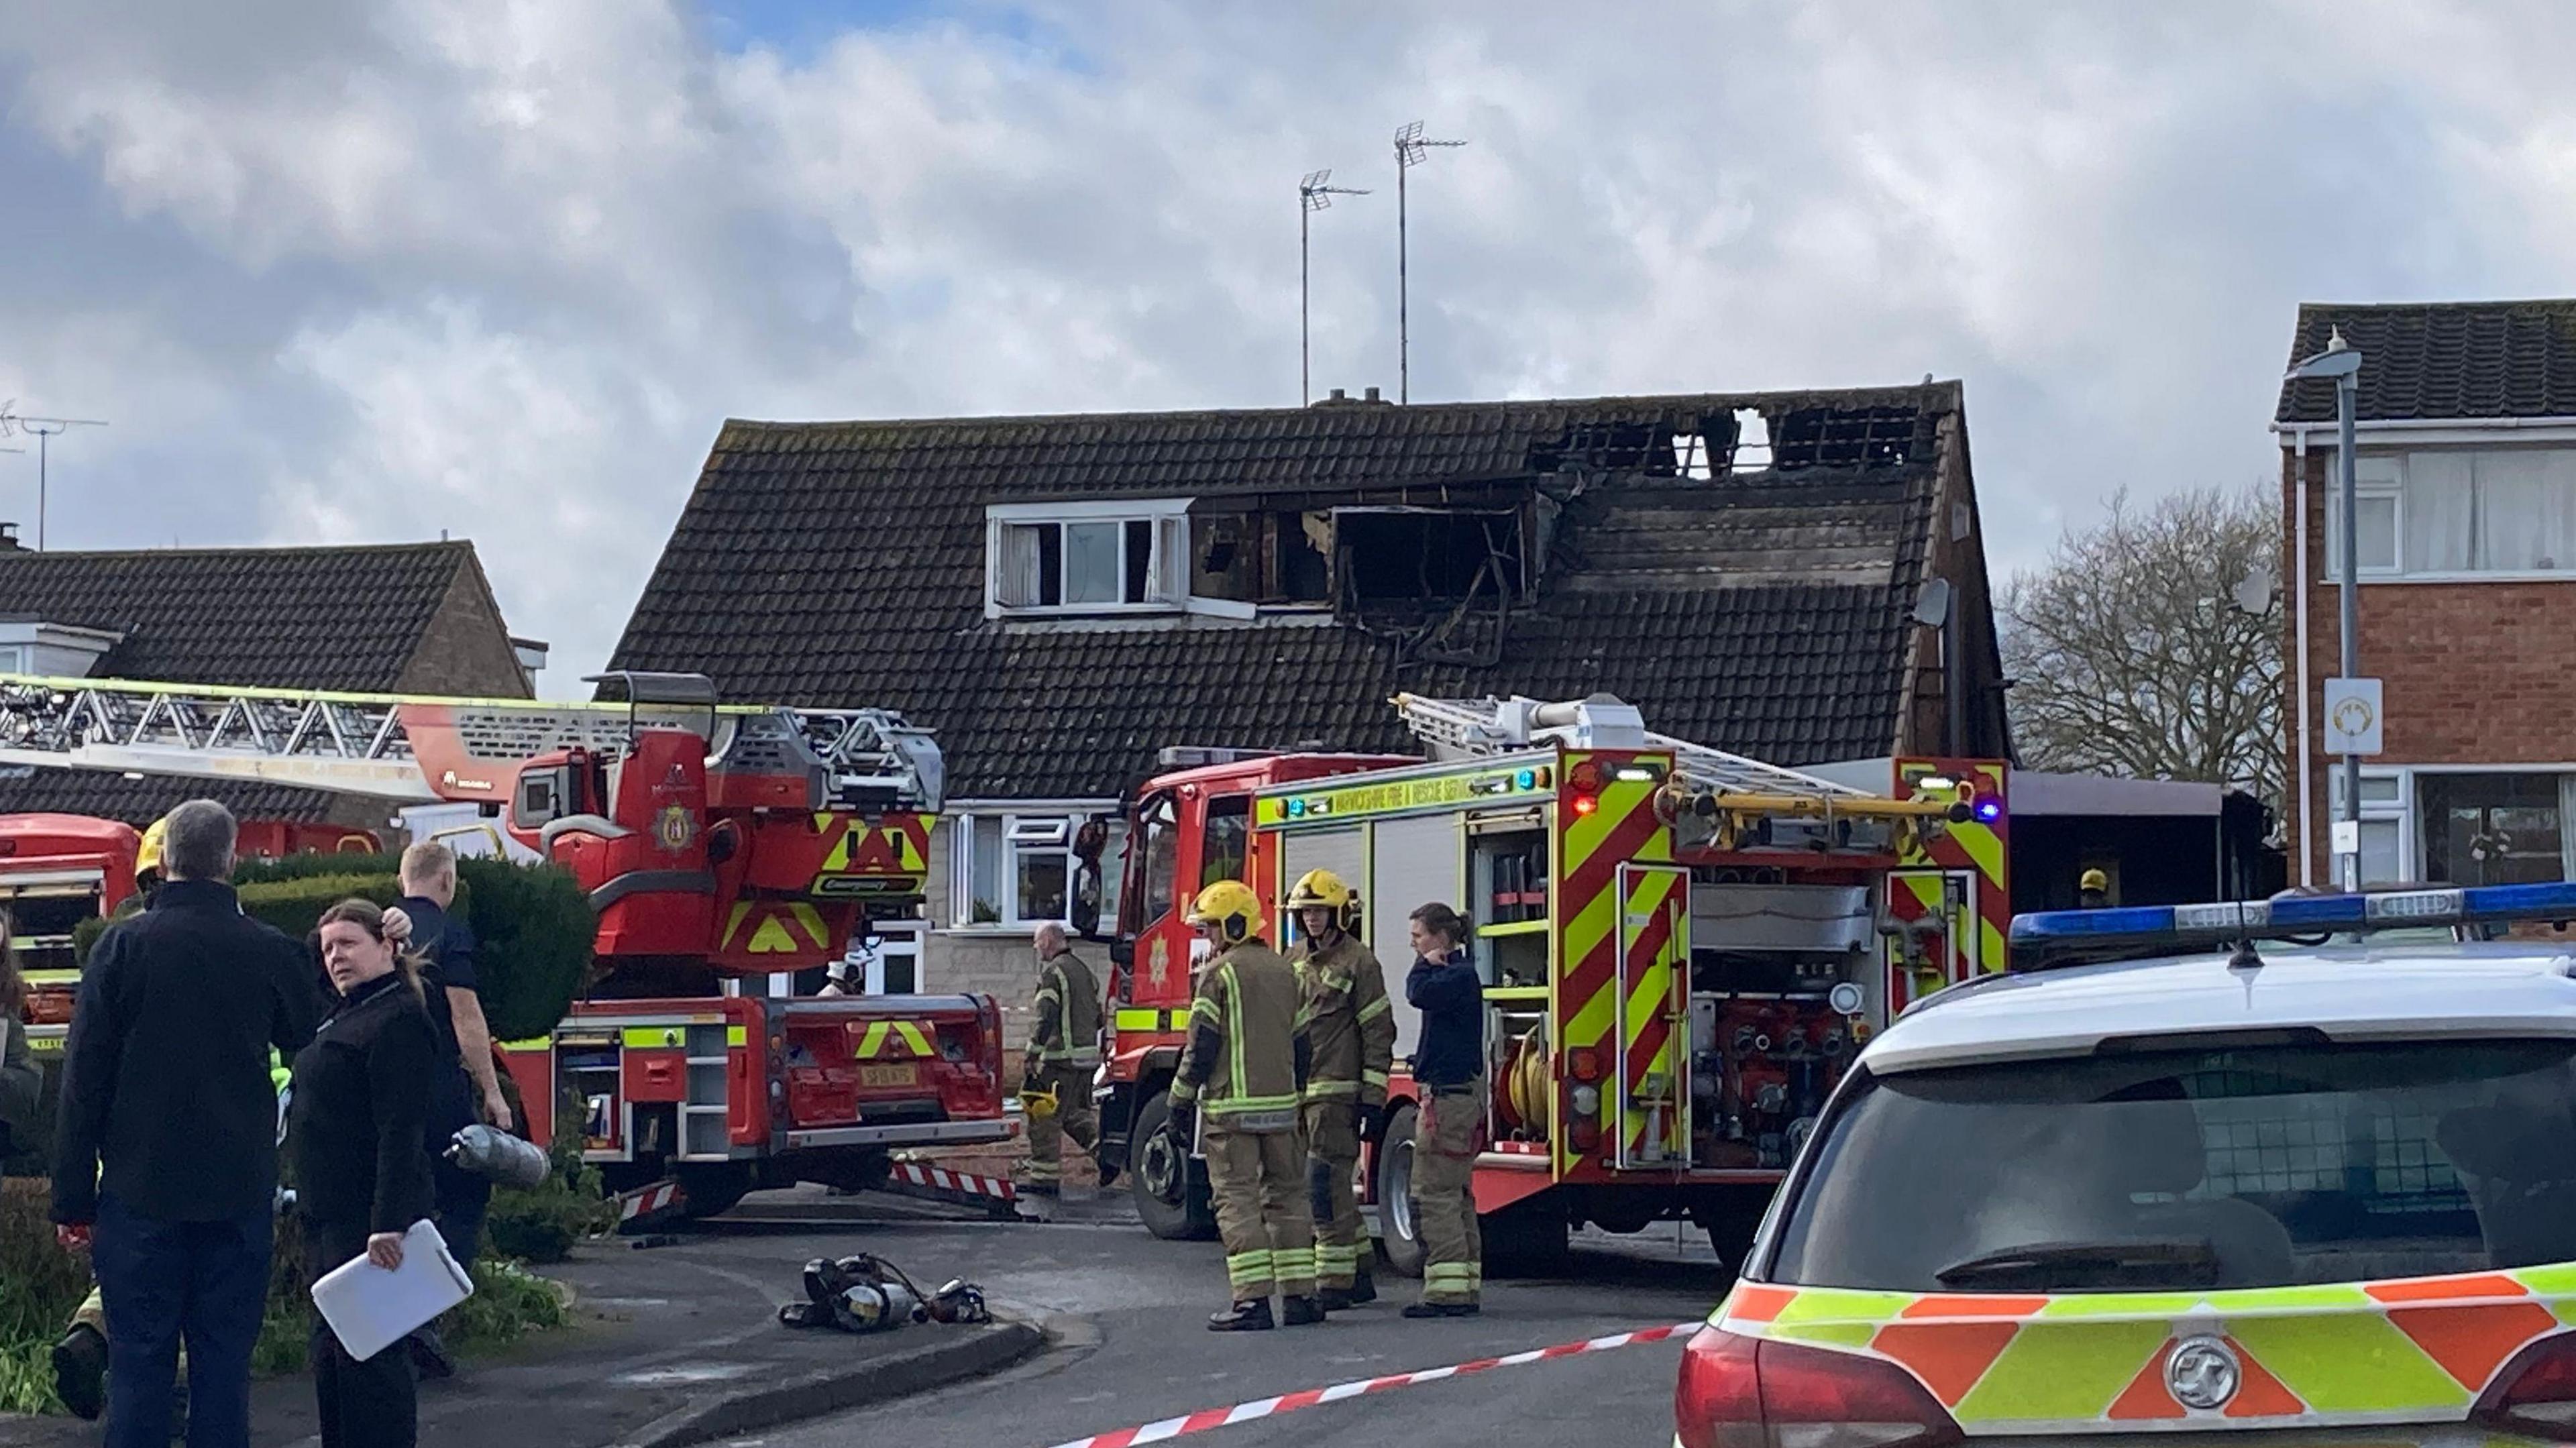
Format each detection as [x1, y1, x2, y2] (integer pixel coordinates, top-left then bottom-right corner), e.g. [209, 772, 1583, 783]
[2165, 1336, 2241, 1411]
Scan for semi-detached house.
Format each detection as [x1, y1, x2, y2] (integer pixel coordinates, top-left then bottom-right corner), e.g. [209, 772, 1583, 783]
[610, 384, 2010, 1043]
[2277, 300, 2576, 890]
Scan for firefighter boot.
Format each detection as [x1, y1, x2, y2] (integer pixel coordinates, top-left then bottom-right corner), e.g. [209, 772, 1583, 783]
[1207, 1298, 1275, 1332]
[1344, 1266, 1379, 1306]
[1281, 1294, 1328, 1327]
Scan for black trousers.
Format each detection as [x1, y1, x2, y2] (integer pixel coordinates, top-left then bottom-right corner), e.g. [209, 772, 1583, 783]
[303, 1219, 418, 1448]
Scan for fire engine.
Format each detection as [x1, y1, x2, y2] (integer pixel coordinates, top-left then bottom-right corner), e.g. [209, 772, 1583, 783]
[1087, 693, 1967, 1267]
[0, 671, 1012, 1217]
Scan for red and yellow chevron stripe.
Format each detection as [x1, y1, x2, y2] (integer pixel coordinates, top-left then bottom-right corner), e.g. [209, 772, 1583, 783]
[1553, 751, 1674, 1172]
[1886, 759, 2009, 1008]
[1615, 865, 1688, 1162]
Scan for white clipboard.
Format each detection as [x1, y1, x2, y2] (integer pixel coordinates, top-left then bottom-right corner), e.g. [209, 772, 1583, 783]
[309, 1219, 474, 1361]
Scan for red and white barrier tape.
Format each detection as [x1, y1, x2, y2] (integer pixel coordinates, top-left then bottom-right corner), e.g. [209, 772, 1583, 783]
[891, 1161, 1018, 1203]
[1042, 1319, 1699, 1448]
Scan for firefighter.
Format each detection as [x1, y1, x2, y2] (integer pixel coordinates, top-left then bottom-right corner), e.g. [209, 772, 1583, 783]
[1284, 869, 1393, 1310]
[1018, 923, 1104, 1195]
[1403, 901, 1485, 1318]
[2078, 868, 2112, 909]
[1167, 880, 1322, 1331]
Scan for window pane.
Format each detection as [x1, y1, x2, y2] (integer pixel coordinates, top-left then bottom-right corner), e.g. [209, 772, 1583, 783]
[1016, 849, 1069, 923]
[1124, 519, 1153, 604]
[2357, 496, 2398, 571]
[998, 525, 1043, 608]
[2402, 451, 2471, 571]
[2420, 773, 2565, 886]
[2359, 818, 2403, 887]
[1096, 821, 1126, 924]
[1063, 521, 1121, 605]
[969, 816, 1002, 924]
[2474, 450, 2576, 572]
[1201, 796, 1250, 890]
[1140, 799, 1179, 927]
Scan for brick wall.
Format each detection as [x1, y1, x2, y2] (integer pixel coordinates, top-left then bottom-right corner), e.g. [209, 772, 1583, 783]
[394, 553, 533, 699]
[2279, 445, 2576, 875]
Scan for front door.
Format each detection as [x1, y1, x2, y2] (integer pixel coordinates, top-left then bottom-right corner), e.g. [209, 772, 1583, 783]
[1612, 863, 1690, 1168]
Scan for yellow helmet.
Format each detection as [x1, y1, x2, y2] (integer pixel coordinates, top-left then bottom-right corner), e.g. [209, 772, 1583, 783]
[1285, 869, 1358, 929]
[136, 816, 169, 883]
[2078, 868, 2110, 894]
[1185, 879, 1265, 944]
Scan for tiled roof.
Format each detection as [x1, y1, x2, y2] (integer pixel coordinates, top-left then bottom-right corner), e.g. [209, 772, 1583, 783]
[0, 541, 481, 690]
[0, 768, 339, 826]
[2277, 300, 2576, 423]
[612, 386, 1971, 798]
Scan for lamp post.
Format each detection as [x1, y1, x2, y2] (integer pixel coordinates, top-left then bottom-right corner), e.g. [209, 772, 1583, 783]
[2286, 328, 2365, 888]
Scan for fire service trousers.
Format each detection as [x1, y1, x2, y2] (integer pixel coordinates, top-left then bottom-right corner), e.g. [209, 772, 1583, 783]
[1301, 1101, 1364, 1291]
[1203, 1123, 1316, 1302]
[1413, 1083, 1483, 1306]
[1019, 1063, 1099, 1185]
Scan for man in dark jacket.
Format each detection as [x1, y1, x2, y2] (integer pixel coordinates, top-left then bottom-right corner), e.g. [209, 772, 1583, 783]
[1402, 902, 1485, 1319]
[52, 799, 318, 1448]
[394, 840, 498, 1378]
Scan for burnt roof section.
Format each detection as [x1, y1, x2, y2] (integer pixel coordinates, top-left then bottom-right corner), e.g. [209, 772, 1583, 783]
[2277, 300, 2576, 424]
[0, 541, 482, 690]
[612, 384, 1968, 797]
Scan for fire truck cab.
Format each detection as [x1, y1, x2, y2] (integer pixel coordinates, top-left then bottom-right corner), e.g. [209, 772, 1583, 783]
[1093, 694, 1971, 1267]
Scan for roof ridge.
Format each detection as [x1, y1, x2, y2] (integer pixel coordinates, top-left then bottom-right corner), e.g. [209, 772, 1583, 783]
[0, 539, 474, 563]
[2296, 297, 2576, 313]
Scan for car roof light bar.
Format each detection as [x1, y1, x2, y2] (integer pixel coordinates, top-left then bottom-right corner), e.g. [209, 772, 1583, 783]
[2006, 882, 2576, 970]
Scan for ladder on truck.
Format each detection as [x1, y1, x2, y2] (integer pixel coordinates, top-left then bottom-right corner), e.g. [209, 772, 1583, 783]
[1391, 692, 1953, 840]
[0, 671, 943, 810]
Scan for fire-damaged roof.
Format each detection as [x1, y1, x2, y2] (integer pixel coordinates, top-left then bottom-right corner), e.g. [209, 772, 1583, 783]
[611, 384, 2006, 799]
[0, 540, 527, 825]
[2277, 300, 2576, 423]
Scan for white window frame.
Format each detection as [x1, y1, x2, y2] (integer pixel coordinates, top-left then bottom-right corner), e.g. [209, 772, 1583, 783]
[2323, 447, 2576, 584]
[2322, 458, 2402, 581]
[984, 499, 1191, 619]
[2330, 763, 2576, 886]
[944, 800, 1118, 934]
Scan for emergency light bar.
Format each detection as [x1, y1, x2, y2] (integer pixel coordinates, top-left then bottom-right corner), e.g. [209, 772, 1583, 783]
[2007, 881, 2576, 968]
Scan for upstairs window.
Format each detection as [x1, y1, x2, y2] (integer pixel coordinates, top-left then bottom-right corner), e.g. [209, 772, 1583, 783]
[987, 501, 1188, 617]
[1191, 511, 1332, 606]
[2326, 448, 2576, 580]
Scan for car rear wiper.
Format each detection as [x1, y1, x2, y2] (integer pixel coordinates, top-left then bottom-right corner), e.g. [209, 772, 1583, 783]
[1935, 1238, 2219, 1290]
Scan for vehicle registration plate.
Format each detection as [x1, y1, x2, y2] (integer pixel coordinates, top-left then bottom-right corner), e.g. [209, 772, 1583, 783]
[859, 1064, 918, 1089]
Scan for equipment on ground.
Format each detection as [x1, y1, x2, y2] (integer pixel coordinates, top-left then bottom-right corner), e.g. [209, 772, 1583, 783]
[1018, 1082, 1061, 1120]
[1087, 691, 1960, 1265]
[778, 1254, 987, 1333]
[0, 669, 1012, 1216]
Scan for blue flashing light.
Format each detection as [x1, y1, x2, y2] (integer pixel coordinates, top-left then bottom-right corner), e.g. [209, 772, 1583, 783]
[1974, 799, 2003, 823]
[2008, 881, 2576, 966]
[1287, 798, 1307, 818]
[1515, 768, 1536, 790]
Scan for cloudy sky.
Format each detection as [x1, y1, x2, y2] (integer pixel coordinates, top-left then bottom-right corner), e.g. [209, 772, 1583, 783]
[5, 0, 2573, 681]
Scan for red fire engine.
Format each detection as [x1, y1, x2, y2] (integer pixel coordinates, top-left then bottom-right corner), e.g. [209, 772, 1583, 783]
[1087, 693, 1966, 1267]
[0, 671, 1011, 1217]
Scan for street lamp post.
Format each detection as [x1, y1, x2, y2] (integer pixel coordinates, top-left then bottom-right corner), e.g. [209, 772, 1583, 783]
[2287, 329, 2365, 888]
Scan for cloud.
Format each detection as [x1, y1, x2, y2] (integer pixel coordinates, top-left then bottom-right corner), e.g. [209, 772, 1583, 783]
[7, 0, 2576, 681]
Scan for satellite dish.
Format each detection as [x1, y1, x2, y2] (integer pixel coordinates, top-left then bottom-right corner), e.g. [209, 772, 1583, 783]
[1911, 578, 1953, 628]
[2232, 568, 2278, 617]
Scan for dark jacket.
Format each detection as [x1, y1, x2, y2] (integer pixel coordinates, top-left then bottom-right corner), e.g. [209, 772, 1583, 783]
[1406, 948, 1484, 1090]
[52, 879, 319, 1225]
[397, 895, 480, 1137]
[289, 972, 436, 1235]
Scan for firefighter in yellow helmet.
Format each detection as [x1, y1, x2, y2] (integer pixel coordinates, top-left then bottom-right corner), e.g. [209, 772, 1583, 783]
[1167, 879, 1321, 1331]
[2078, 868, 2112, 910]
[1283, 869, 1393, 1309]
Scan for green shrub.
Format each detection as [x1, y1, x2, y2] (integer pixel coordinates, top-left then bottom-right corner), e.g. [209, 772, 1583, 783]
[229, 854, 594, 1042]
[486, 1097, 615, 1263]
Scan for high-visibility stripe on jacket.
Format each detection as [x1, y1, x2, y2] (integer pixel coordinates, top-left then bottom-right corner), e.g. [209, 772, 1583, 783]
[1028, 949, 1103, 1066]
[1290, 932, 1395, 1108]
[1167, 942, 1307, 1131]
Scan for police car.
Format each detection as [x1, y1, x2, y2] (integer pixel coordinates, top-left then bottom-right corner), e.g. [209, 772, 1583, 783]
[1676, 883, 2576, 1447]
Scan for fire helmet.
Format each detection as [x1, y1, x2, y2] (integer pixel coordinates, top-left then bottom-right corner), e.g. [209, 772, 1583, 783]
[1185, 880, 1265, 944]
[136, 816, 169, 885]
[1285, 869, 1360, 930]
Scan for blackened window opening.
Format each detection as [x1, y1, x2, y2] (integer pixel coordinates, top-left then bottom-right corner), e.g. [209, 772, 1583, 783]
[1340, 510, 1523, 603]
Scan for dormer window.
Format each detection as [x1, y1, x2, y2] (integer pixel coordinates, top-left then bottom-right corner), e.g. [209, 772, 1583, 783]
[985, 500, 1190, 618]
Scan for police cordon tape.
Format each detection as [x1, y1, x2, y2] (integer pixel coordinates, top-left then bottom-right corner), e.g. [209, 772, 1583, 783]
[1039, 1320, 1699, 1448]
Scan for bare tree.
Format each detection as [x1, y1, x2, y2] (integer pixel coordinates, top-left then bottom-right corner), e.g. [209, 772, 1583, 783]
[2002, 486, 2283, 811]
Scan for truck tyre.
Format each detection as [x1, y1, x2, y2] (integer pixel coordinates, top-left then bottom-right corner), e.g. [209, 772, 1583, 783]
[1375, 1103, 1426, 1279]
[675, 1163, 754, 1221]
[1128, 1089, 1216, 1241]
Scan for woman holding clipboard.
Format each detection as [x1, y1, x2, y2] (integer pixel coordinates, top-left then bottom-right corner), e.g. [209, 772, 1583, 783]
[288, 899, 435, 1447]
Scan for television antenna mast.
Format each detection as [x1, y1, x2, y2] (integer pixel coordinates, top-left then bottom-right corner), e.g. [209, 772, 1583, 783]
[0, 403, 110, 550]
[1299, 169, 1371, 406]
[1393, 121, 1465, 405]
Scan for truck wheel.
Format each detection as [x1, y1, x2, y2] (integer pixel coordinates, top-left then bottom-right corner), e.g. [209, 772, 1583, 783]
[1375, 1103, 1426, 1278]
[675, 1164, 754, 1221]
[1128, 1089, 1215, 1241]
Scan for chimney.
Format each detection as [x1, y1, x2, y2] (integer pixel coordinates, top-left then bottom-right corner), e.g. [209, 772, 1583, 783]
[1363, 386, 1381, 402]
[0, 522, 21, 551]
[1330, 388, 1347, 402]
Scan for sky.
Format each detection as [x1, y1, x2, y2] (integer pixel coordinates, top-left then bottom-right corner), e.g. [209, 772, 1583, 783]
[5, 0, 2576, 684]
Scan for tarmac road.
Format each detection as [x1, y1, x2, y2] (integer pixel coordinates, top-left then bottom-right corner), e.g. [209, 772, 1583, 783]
[694, 1186, 1725, 1448]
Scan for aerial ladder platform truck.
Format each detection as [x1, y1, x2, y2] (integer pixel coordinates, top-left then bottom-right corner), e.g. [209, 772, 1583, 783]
[1089, 693, 1969, 1268]
[0, 671, 1012, 1218]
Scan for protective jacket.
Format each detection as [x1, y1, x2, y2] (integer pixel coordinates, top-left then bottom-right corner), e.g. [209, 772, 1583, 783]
[1289, 932, 1393, 1108]
[1169, 942, 1309, 1131]
[1028, 948, 1102, 1067]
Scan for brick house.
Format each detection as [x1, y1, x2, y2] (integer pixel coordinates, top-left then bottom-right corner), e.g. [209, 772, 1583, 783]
[0, 537, 541, 830]
[2275, 300, 2576, 889]
[610, 384, 2008, 1041]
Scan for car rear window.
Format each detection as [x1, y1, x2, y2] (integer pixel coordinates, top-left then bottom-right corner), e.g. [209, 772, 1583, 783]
[1765, 1039, 2576, 1292]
